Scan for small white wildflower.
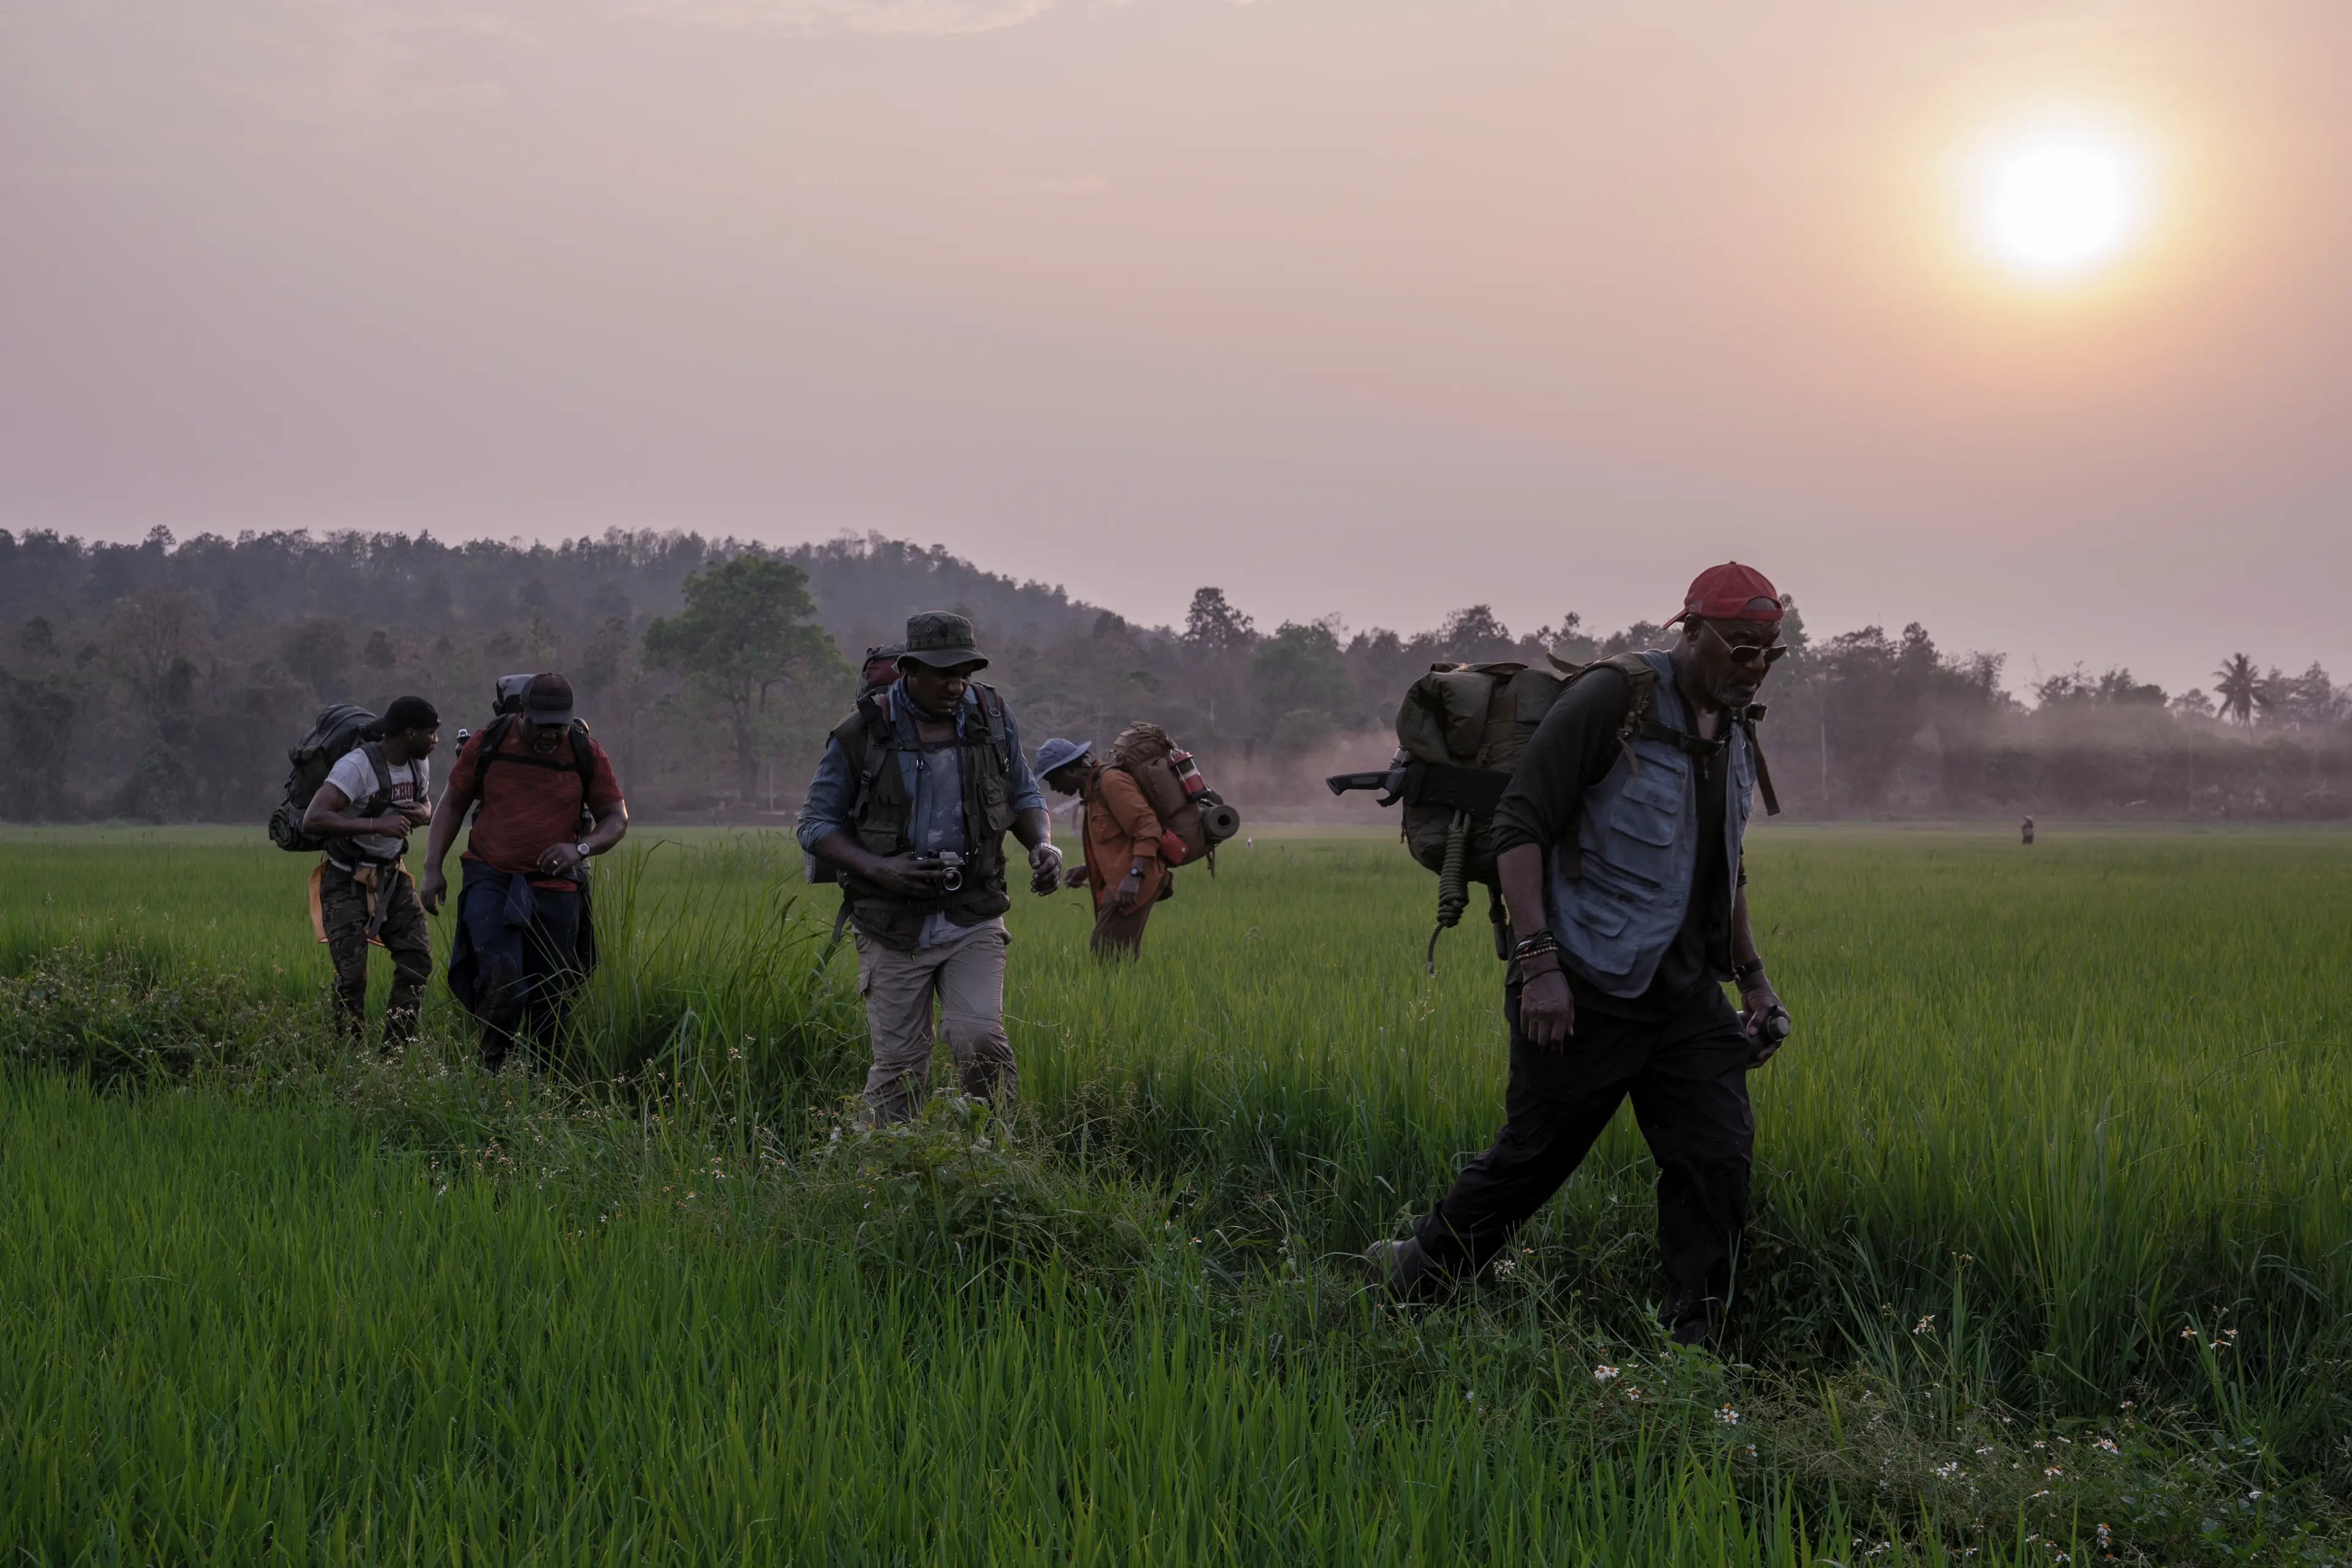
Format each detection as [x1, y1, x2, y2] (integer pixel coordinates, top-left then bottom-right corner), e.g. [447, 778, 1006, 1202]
[2045, 1466, 2063, 1478]
[1935, 1461, 1964, 1480]
[1593, 1365, 1620, 1382]
[1716, 1405, 1741, 1425]
[2093, 1438, 2118, 1453]
[1913, 1314, 1936, 1335]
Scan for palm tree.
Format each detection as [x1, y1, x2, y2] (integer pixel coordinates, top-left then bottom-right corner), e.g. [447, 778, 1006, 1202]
[2212, 653, 2263, 725]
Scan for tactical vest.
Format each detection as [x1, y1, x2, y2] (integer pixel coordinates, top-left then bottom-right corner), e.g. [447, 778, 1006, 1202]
[1548, 649, 1761, 998]
[831, 684, 1017, 951]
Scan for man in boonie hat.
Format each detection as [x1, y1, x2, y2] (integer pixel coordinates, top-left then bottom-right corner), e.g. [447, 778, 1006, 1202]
[797, 612, 1065, 1122]
[1367, 563, 1795, 1346]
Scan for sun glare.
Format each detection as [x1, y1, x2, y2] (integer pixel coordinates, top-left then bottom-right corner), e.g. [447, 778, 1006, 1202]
[1971, 123, 2152, 284]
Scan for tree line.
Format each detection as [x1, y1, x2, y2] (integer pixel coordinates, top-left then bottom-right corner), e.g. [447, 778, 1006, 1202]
[1, 527, 2346, 822]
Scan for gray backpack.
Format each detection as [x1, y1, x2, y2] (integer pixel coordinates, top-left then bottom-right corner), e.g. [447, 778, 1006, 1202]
[268, 704, 380, 853]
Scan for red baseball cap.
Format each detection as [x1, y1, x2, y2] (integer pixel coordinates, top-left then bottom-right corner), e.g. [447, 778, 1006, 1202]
[1668, 562, 1784, 625]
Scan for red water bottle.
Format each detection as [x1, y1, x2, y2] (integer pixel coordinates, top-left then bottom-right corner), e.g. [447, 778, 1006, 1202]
[1169, 749, 1210, 801]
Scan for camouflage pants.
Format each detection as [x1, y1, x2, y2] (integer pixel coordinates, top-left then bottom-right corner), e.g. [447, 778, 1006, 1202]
[319, 862, 432, 1049]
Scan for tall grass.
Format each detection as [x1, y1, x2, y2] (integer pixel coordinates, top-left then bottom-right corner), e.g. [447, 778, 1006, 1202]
[7, 1069, 1988, 1567]
[4, 823, 2348, 1560]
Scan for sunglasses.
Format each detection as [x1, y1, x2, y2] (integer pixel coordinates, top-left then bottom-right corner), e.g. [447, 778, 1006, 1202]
[1701, 620, 1789, 667]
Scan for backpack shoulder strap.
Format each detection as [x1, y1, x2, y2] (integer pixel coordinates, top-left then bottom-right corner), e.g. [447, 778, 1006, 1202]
[477, 714, 517, 766]
[1559, 653, 1665, 770]
[360, 740, 396, 810]
[836, 690, 898, 807]
[971, 683, 1011, 772]
[568, 720, 594, 780]
[1739, 706, 1782, 817]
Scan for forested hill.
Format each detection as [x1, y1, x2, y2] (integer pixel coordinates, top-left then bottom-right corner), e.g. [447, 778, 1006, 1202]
[0, 527, 1113, 820]
[0, 529, 1104, 660]
[1, 525, 2346, 823]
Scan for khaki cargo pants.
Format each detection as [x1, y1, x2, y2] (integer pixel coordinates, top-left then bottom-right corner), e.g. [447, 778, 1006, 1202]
[317, 861, 432, 1049]
[854, 923, 1014, 1123]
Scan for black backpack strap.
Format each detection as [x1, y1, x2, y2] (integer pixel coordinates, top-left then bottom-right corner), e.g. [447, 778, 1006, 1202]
[476, 714, 518, 773]
[475, 714, 595, 778]
[836, 690, 897, 815]
[360, 740, 396, 813]
[972, 683, 1011, 774]
[1740, 708, 1781, 817]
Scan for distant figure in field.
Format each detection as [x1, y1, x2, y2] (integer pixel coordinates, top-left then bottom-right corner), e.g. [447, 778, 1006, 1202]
[797, 613, 1065, 1123]
[2021, 815, 2035, 845]
[1365, 562, 1795, 1346]
[1037, 736, 1168, 960]
[419, 673, 630, 1072]
[300, 695, 441, 1052]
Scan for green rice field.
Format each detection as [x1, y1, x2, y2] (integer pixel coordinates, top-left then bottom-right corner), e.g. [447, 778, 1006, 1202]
[4, 823, 2348, 1564]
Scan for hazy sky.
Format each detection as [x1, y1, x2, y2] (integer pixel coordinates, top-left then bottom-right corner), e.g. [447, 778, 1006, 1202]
[4, 0, 2346, 696]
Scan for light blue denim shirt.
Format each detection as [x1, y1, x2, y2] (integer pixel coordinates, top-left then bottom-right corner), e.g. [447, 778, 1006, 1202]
[796, 679, 1046, 904]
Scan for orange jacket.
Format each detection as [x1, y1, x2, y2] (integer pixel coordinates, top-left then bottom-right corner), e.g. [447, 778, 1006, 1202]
[1079, 763, 1168, 909]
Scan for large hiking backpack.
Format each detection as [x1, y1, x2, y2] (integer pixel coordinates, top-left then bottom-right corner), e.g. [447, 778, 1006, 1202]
[1108, 723, 1241, 868]
[1332, 652, 1779, 970]
[268, 704, 379, 853]
[1392, 660, 1572, 968]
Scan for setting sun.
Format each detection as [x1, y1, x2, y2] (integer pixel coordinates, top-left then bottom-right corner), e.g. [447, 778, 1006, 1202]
[1972, 124, 2153, 282]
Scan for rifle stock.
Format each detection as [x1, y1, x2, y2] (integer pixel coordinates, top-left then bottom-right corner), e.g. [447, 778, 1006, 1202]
[1322, 761, 1510, 817]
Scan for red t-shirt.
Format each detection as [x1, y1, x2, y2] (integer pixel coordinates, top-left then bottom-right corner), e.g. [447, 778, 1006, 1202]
[449, 722, 624, 887]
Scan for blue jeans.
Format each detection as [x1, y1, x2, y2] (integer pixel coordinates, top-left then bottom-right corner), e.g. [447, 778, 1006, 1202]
[448, 860, 584, 1066]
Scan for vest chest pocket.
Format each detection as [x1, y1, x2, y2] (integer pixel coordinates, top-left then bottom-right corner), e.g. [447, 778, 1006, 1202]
[976, 755, 1015, 835]
[1609, 758, 1686, 849]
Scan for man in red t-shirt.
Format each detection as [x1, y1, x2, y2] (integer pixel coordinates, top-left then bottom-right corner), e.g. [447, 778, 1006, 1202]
[420, 673, 628, 1069]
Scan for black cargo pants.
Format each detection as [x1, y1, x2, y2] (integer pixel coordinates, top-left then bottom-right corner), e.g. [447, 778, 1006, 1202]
[1413, 979, 1755, 1330]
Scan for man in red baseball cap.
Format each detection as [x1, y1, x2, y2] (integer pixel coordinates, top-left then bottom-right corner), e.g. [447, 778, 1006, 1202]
[1368, 563, 1793, 1345]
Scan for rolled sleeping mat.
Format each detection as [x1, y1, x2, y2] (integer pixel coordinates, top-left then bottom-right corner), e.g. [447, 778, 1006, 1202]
[1201, 802, 1242, 843]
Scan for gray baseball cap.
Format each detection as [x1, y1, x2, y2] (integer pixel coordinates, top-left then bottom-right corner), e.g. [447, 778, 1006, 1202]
[899, 611, 989, 671]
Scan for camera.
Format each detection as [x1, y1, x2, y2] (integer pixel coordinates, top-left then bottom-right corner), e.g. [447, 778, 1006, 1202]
[930, 850, 965, 892]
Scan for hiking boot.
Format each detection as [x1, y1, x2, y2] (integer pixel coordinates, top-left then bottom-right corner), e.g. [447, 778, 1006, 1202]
[1662, 1289, 1721, 1346]
[1362, 1236, 1439, 1302]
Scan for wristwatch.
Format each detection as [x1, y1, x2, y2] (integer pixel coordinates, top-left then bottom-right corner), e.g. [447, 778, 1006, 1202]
[574, 842, 591, 864]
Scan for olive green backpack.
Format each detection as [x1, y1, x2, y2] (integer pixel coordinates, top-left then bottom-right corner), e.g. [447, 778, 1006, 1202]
[1344, 651, 1778, 968]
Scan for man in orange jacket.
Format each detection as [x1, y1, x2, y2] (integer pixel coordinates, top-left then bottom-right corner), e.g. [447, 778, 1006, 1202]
[1036, 737, 1168, 959]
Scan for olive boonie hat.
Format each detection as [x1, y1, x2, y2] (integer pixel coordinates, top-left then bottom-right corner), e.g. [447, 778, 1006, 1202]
[899, 612, 989, 671]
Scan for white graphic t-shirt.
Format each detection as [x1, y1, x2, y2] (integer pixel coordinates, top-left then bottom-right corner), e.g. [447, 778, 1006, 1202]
[321, 746, 429, 865]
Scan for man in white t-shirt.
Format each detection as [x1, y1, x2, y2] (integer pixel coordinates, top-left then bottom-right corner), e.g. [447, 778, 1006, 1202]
[301, 695, 441, 1050]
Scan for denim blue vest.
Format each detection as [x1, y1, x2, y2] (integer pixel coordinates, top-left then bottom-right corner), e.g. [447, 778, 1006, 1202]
[1545, 650, 1755, 998]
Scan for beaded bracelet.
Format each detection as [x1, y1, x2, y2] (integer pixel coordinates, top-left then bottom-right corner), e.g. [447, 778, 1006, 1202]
[1512, 930, 1561, 962]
